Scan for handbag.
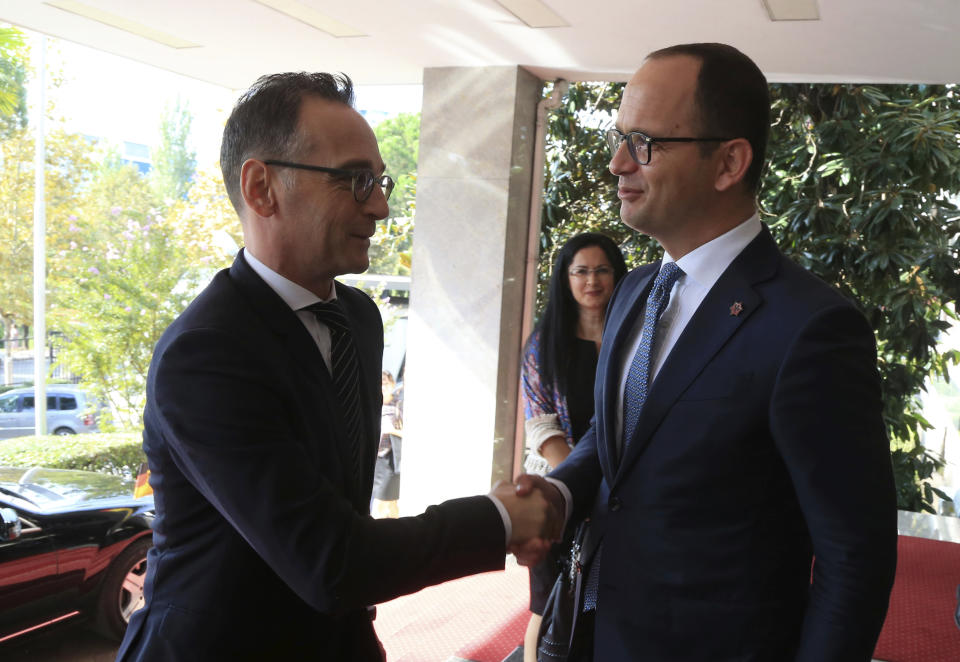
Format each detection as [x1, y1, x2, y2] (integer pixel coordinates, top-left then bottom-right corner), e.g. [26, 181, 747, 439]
[536, 520, 590, 662]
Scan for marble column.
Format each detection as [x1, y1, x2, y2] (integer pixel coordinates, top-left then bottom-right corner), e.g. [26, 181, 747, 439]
[399, 66, 541, 515]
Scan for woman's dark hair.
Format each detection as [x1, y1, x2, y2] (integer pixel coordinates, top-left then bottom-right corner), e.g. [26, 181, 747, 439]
[530, 232, 627, 397]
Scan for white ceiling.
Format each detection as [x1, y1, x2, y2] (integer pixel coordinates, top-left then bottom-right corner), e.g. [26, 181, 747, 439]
[1, 0, 958, 91]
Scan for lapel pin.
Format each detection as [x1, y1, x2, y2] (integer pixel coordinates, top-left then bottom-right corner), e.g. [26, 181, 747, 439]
[729, 301, 744, 317]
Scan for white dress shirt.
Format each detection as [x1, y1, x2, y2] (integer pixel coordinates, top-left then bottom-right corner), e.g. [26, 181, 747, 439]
[243, 250, 337, 372]
[245, 250, 516, 541]
[613, 214, 762, 452]
[547, 214, 762, 518]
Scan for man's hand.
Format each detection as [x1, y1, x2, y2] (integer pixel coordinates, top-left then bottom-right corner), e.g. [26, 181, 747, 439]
[491, 474, 566, 566]
[491, 479, 563, 544]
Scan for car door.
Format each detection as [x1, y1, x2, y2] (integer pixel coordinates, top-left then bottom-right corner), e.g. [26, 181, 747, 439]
[0, 498, 60, 640]
[0, 393, 30, 440]
[13, 394, 37, 437]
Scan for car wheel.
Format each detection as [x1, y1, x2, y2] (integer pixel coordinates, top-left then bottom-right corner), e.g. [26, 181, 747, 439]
[95, 537, 151, 640]
[53, 427, 75, 435]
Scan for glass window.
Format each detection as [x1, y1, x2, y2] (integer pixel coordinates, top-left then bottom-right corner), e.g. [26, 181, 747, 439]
[47, 395, 58, 410]
[22, 396, 34, 409]
[59, 396, 77, 410]
[0, 394, 18, 413]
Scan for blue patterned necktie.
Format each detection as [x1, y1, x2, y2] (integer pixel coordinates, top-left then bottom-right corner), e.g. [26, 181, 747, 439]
[583, 261, 683, 612]
[621, 261, 683, 450]
[303, 300, 363, 482]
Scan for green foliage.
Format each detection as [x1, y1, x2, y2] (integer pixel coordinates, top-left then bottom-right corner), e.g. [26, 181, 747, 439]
[0, 127, 95, 370]
[761, 83, 960, 513]
[51, 160, 210, 428]
[0, 431, 144, 478]
[149, 99, 196, 206]
[373, 112, 419, 220]
[539, 82, 645, 310]
[0, 26, 28, 134]
[368, 113, 418, 277]
[540, 81, 960, 513]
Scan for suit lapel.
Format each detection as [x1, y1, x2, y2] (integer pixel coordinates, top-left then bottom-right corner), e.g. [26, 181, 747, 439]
[229, 252, 361, 503]
[599, 264, 658, 481]
[615, 228, 780, 482]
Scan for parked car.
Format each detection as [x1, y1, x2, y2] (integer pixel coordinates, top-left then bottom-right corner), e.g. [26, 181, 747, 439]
[0, 386, 101, 439]
[0, 465, 154, 643]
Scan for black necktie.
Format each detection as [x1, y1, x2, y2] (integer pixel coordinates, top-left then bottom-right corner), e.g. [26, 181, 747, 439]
[303, 300, 363, 482]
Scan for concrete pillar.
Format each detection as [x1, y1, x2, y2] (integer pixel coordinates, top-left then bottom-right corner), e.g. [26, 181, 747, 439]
[399, 66, 541, 515]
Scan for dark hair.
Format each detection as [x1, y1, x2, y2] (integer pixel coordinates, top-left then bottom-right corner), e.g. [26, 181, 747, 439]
[529, 232, 627, 397]
[647, 43, 770, 194]
[219, 72, 355, 213]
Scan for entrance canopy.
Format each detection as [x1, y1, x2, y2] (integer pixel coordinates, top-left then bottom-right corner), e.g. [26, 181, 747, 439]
[2, 0, 958, 88]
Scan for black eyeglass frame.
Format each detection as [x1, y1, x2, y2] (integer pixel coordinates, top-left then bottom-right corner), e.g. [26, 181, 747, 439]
[263, 159, 394, 202]
[605, 129, 734, 166]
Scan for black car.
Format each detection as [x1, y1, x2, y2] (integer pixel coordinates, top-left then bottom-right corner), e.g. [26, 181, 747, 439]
[0, 466, 154, 644]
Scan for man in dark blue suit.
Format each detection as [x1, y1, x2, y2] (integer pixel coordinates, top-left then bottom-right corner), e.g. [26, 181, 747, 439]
[116, 72, 560, 661]
[518, 43, 897, 661]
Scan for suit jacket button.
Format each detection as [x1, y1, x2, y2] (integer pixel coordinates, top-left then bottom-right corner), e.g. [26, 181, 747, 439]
[609, 497, 622, 512]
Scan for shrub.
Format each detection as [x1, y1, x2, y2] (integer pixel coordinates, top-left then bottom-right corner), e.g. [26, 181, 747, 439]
[0, 431, 144, 478]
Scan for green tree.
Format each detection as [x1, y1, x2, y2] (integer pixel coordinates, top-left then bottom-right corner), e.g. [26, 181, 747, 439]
[366, 113, 418, 278]
[52, 160, 203, 428]
[0, 26, 27, 131]
[0, 128, 94, 383]
[539, 81, 960, 513]
[374, 111, 419, 219]
[761, 83, 960, 512]
[149, 98, 196, 206]
[52, 159, 239, 427]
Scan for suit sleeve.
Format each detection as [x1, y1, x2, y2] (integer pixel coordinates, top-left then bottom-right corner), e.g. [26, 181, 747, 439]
[769, 305, 898, 661]
[152, 322, 506, 616]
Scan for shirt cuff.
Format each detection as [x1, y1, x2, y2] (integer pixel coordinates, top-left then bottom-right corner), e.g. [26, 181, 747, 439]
[544, 477, 573, 527]
[486, 494, 511, 546]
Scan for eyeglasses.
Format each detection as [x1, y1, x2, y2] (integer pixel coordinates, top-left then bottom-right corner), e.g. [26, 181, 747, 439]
[605, 128, 733, 166]
[569, 266, 614, 278]
[264, 160, 395, 202]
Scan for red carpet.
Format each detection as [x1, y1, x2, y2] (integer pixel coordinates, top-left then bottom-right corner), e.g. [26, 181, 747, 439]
[874, 536, 960, 662]
[375, 559, 529, 661]
[376, 535, 960, 661]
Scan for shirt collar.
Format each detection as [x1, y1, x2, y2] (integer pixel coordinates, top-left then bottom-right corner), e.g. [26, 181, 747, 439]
[665, 214, 762, 289]
[243, 249, 336, 311]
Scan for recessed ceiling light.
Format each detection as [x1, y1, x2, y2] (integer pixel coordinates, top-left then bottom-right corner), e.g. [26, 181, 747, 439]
[496, 0, 569, 28]
[253, 0, 365, 38]
[43, 0, 200, 49]
[763, 0, 820, 21]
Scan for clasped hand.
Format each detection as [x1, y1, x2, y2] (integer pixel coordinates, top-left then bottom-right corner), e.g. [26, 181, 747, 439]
[490, 474, 565, 567]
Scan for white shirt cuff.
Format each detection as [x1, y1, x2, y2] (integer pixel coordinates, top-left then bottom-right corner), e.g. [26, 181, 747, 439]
[544, 477, 573, 527]
[486, 494, 511, 546]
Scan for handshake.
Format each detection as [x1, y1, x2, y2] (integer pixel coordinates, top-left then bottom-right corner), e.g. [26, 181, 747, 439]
[490, 475, 566, 566]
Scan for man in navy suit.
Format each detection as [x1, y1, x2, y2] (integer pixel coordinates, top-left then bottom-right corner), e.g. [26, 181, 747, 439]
[116, 72, 560, 661]
[517, 43, 898, 661]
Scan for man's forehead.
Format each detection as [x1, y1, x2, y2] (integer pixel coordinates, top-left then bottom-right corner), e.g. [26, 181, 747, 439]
[617, 56, 699, 130]
[296, 98, 384, 169]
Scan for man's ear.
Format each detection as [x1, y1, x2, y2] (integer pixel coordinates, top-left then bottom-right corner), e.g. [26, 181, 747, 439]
[240, 158, 278, 217]
[714, 138, 753, 193]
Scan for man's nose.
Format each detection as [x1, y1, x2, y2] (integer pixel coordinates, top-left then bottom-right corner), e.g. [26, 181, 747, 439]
[367, 183, 390, 220]
[609, 139, 637, 176]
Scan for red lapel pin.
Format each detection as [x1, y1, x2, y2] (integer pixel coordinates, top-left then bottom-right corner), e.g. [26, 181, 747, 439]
[729, 301, 744, 316]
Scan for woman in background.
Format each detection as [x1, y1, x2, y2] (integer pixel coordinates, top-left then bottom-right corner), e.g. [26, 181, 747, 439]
[521, 232, 627, 660]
